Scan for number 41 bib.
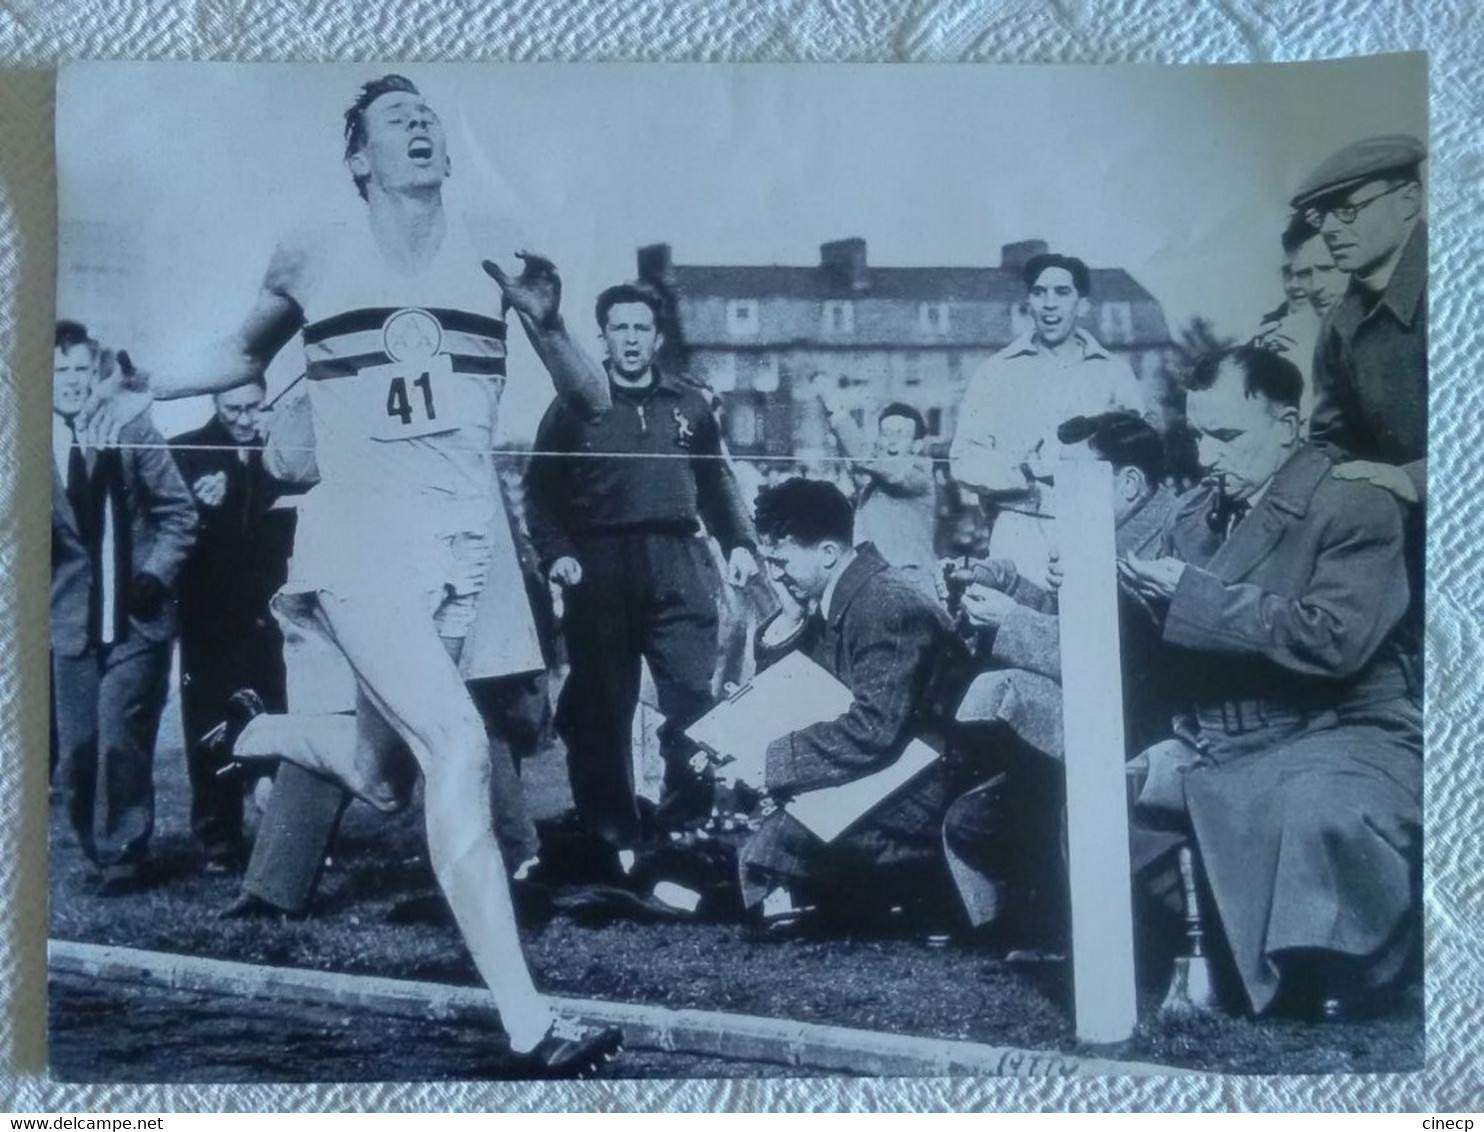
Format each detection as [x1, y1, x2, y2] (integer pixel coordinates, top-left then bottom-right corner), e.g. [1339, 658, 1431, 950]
[306, 306, 501, 443]
[365, 353, 484, 441]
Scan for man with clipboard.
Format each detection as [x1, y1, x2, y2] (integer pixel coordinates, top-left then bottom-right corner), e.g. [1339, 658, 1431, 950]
[695, 478, 973, 925]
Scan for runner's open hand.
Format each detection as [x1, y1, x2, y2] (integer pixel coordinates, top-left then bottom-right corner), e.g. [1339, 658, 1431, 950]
[76, 350, 154, 448]
[483, 251, 563, 329]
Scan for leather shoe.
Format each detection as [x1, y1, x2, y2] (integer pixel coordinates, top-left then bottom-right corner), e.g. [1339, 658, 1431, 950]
[1314, 987, 1402, 1023]
[201, 840, 245, 875]
[553, 884, 689, 926]
[95, 862, 147, 896]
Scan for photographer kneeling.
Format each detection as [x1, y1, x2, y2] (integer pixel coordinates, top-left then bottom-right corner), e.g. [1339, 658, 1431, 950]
[942, 411, 1182, 949]
[721, 478, 975, 934]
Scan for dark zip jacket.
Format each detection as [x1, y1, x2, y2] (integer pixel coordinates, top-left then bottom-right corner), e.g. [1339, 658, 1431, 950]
[524, 367, 756, 570]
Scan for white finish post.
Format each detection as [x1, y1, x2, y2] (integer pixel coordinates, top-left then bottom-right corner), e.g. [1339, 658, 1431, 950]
[1056, 457, 1138, 1044]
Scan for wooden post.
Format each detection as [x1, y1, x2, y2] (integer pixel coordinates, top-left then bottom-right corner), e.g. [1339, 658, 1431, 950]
[1056, 457, 1138, 1044]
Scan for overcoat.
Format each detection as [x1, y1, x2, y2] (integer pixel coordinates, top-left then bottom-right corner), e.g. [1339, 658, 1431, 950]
[1138, 444, 1421, 1013]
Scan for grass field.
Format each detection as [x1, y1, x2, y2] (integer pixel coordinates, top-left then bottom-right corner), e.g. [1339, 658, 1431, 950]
[46, 673, 1423, 1081]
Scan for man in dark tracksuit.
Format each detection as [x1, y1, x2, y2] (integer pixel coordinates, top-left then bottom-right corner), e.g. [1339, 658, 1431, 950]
[525, 282, 758, 852]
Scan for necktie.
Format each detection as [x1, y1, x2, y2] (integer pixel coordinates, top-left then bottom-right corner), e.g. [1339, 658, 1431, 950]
[66, 426, 106, 646]
[65, 425, 93, 541]
[804, 605, 828, 647]
[240, 446, 263, 538]
[92, 448, 132, 646]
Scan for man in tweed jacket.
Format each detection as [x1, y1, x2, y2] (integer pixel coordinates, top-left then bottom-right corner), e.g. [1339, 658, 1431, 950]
[734, 477, 972, 919]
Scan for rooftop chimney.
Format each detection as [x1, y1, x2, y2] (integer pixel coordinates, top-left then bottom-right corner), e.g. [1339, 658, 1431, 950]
[820, 237, 869, 292]
[999, 239, 1049, 272]
[637, 243, 674, 286]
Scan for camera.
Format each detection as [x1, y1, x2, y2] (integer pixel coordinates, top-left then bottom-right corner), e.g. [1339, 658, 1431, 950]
[941, 558, 971, 617]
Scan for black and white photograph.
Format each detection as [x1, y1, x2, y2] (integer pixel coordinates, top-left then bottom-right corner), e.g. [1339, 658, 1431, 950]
[46, 55, 1427, 1082]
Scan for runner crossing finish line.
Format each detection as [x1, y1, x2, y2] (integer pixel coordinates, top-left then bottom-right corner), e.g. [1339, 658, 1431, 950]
[78, 73, 624, 1078]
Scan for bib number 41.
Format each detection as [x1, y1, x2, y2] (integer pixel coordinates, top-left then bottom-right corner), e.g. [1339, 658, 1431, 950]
[365, 354, 470, 440]
[386, 372, 436, 426]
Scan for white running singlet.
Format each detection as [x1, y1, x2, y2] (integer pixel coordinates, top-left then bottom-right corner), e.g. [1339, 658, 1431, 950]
[277, 213, 542, 685]
[299, 217, 507, 514]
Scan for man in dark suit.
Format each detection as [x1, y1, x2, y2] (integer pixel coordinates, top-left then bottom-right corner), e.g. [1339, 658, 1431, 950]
[171, 379, 296, 869]
[51, 321, 197, 889]
[732, 478, 972, 922]
[1121, 346, 1421, 1020]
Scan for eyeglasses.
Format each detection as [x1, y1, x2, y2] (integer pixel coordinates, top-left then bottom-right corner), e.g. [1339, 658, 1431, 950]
[1304, 181, 1407, 228]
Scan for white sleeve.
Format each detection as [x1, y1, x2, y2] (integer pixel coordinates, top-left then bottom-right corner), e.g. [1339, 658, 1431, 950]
[949, 360, 1029, 497]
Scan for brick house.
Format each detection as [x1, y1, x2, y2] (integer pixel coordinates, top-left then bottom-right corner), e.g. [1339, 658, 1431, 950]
[636, 237, 1175, 459]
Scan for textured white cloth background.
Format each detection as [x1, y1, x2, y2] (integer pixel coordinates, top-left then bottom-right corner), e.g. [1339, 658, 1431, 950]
[1, 0, 1480, 1113]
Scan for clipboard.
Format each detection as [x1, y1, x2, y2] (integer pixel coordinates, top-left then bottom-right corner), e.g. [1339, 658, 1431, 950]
[687, 650, 940, 843]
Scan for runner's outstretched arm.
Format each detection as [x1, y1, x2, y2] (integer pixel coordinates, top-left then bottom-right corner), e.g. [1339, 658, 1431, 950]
[484, 252, 612, 417]
[78, 242, 307, 445]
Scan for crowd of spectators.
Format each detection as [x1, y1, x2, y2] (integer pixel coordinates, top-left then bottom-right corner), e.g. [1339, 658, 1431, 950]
[50, 133, 1426, 1026]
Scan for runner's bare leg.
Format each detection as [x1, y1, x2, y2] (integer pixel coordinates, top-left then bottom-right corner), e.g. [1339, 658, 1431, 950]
[236, 641, 515, 819]
[313, 589, 554, 1051]
[235, 711, 406, 811]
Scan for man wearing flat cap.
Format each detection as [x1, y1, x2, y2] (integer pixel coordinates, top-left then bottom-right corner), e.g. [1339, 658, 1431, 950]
[1292, 134, 1427, 684]
[1293, 135, 1427, 503]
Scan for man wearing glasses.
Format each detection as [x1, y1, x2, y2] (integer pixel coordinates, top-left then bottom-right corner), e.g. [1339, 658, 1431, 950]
[170, 380, 297, 873]
[1292, 135, 1427, 508]
[1291, 136, 1427, 695]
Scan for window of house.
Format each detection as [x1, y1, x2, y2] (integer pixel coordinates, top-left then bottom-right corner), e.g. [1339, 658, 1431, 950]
[727, 300, 759, 337]
[918, 302, 950, 334]
[904, 351, 924, 387]
[926, 407, 943, 437]
[728, 400, 760, 450]
[707, 352, 738, 393]
[821, 300, 855, 335]
[722, 392, 770, 452]
[753, 353, 780, 393]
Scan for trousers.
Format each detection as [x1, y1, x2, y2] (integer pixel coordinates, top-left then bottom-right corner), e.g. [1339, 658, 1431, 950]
[179, 616, 287, 857]
[53, 641, 172, 868]
[241, 673, 543, 914]
[557, 531, 719, 846]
